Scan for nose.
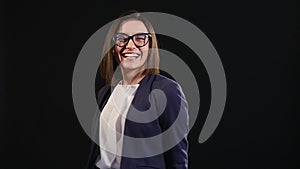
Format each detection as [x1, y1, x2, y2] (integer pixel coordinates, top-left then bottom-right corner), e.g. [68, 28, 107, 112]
[125, 38, 136, 49]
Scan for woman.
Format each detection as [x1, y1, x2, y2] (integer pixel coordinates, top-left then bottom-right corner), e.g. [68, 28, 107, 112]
[86, 10, 189, 169]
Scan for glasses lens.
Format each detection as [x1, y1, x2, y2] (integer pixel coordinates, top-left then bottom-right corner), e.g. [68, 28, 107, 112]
[114, 33, 151, 47]
[133, 34, 149, 47]
[114, 34, 129, 47]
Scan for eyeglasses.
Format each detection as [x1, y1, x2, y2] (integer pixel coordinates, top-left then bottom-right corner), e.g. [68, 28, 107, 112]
[113, 33, 152, 47]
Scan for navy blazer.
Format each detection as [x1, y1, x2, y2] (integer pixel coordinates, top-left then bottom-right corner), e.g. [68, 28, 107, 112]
[86, 74, 189, 169]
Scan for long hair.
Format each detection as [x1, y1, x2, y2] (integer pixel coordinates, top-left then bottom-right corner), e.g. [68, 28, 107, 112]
[99, 10, 160, 84]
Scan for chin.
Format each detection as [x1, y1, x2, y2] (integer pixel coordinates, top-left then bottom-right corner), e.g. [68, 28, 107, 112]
[122, 65, 141, 71]
[121, 63, 144, 72]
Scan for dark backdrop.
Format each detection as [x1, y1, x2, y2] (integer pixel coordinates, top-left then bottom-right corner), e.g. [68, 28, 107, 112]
[1, 0, 298, 169]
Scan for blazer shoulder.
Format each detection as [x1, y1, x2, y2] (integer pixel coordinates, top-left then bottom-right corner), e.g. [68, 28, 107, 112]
[153, 74, 181, 91]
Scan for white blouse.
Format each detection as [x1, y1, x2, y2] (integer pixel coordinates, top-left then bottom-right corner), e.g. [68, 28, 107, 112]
[96, 83, 140, 169]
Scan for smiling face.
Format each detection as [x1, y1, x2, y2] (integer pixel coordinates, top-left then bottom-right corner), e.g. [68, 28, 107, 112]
[114, 19, 150, 73]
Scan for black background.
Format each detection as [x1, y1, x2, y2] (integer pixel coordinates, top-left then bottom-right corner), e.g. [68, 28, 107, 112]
[1, 0, 298, 169]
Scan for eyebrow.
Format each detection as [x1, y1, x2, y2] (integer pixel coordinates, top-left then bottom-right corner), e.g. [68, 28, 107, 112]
[116, 32, 149, 36]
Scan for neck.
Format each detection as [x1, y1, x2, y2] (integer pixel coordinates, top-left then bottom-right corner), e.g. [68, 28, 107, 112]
[121, 69, 145, 85]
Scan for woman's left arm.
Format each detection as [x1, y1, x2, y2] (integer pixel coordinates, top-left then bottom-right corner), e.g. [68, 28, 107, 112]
[158, 82, 189, 169]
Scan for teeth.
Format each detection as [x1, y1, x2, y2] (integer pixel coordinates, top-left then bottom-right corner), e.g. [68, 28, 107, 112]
[124, 53, 139, 57]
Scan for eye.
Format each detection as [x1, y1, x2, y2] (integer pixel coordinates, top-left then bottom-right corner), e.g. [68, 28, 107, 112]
[134, 34, 146, 42]
[116, 35, 127, 41]
[114, 34, 129, 41]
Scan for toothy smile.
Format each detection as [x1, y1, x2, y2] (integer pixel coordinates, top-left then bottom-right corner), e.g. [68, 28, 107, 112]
[122, 53, 140, 58]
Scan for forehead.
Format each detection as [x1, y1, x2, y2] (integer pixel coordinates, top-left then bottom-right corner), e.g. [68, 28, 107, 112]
[118, 19, 148, 35]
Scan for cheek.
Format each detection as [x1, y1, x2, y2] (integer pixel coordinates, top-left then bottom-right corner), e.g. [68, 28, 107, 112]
[141, 47, 149, 59]
[142, 50, 149, 56]
[114, 46, 121, 55]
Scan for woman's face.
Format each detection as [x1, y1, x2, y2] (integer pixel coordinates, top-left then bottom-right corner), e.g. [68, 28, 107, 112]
[114, 19, 150, 72]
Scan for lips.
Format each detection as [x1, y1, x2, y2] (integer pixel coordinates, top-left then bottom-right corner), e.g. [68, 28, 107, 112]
[122, 52, 141, 58]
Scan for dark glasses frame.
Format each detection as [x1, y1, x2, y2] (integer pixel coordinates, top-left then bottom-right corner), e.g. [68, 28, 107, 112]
[113, 33, 152, 47]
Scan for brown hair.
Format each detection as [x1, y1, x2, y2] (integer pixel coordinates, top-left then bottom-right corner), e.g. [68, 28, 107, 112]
[99, 10, 160, 84]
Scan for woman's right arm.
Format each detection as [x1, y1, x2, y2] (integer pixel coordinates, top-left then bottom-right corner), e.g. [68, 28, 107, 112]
[85, 85, 111, 169]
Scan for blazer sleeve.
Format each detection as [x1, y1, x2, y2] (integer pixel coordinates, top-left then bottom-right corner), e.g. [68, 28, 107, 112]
[158, 82, 189, 169]
[85, 85, 111, 169]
